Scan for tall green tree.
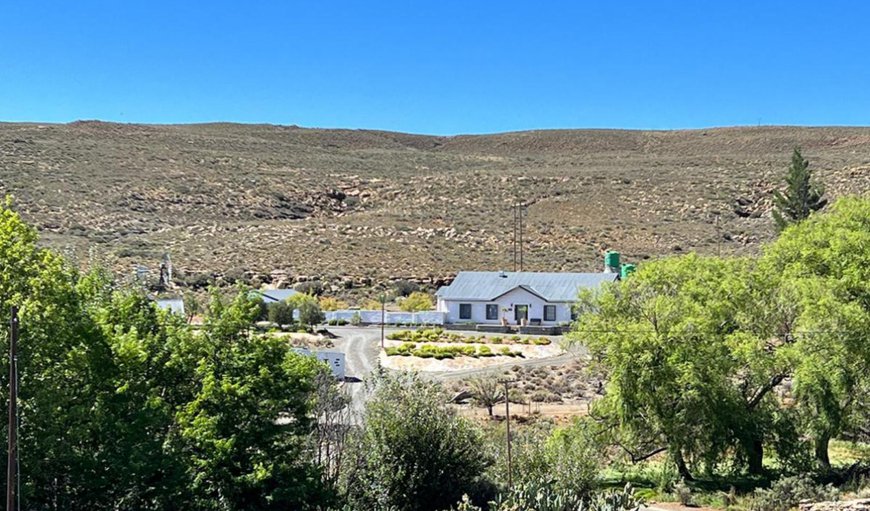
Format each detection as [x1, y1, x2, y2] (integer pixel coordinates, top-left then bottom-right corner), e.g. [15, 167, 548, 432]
[571, 254, 795, 478]
[0, 199, 338, 509]
[771, 147, 827, 232]
[0, 199, 112, 509]
[762, 196, 870, 467]
[176, 289, 333, 510]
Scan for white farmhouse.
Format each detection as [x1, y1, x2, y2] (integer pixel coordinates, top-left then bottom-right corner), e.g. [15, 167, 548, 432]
[435, 271, 618, 326]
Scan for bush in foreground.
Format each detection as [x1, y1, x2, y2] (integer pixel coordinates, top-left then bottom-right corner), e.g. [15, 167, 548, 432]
[341, 374, 491, 511]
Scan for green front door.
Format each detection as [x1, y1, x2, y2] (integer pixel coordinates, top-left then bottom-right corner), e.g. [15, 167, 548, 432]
[514, 304, 528, 323]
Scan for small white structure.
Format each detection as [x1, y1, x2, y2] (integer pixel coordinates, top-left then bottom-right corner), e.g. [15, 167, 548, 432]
[435, 271, 618, 325]
[154, 297, 185, 316]
[294, 348, 346, 380]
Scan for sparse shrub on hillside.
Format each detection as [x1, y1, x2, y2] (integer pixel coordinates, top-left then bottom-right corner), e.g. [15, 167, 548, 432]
[222, 266, 249, 285]
[349, 312, 362, 326]
[294, 280, 324, 296]
[362, 298, 383, 310]
[399, 291, 434, 312]
[392, 279, 420, 297]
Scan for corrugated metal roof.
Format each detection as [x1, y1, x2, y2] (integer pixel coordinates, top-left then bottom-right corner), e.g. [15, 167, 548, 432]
[436, 271, 618, 302]
[253, 288, 299, 302]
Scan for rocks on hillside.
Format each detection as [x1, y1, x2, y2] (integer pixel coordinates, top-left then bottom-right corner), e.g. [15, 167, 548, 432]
[800, 499, 870, 511]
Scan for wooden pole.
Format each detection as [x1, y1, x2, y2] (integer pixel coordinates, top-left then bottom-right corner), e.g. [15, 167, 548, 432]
[518, 203, 524, 272]
[380, 297, 385, 350]
[7, 306, 19, 511]
[512, 204, 517, 272]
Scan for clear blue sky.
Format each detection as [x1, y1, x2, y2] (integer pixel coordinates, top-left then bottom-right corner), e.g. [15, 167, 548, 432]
[2, 1, 868, 134]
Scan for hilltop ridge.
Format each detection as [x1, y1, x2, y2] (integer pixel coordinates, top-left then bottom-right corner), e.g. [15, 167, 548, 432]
[1, 121, 868, 288]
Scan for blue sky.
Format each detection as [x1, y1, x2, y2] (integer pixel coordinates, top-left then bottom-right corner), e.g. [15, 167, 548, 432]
[1, 1, 868, 134]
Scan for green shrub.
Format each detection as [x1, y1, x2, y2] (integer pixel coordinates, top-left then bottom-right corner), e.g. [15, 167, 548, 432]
[533, 337, 552, 345]
[490, 336, 503, 344]
[478, 346, 494, 357]
[387, 330, 412, 341]
[674, 479, 693, 506]
[749, 475, 839, 511]
[399, 291, 434, 312]
[349, 312, 362, 326]
[499, 346, 512, 356]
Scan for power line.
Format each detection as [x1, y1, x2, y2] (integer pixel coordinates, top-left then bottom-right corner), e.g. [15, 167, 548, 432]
[510, 203, 527, 272]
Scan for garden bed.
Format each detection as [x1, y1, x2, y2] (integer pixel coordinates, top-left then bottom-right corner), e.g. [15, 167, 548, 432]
[387, 328, 553, 346]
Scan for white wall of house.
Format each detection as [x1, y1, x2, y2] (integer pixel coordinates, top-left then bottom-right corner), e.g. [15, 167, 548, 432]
[294, 348, 346, 380]
[439, 287, 572, 325]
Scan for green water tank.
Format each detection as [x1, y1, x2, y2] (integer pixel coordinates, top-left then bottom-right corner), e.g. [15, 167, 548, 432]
[604, 250, 621, 272]
[620, 263, 637, 279]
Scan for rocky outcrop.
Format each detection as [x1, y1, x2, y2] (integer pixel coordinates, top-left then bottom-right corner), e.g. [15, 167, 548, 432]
[800, 499, 870, 511]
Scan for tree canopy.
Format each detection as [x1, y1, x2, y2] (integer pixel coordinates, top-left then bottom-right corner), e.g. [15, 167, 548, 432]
[571, 196, 870, 477]
[0, 200, 335, 510]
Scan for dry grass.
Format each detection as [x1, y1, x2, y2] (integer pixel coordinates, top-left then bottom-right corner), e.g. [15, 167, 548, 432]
[3, 121, 870, 288]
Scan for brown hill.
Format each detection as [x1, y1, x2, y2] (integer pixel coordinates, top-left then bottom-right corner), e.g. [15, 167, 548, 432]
[1, 121, 868, 290]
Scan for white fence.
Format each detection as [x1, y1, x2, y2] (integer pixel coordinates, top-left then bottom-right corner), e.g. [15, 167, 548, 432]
[325, 310, 446, 325]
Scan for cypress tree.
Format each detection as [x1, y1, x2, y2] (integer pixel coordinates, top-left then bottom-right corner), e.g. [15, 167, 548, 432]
[772, 147, 827, 232]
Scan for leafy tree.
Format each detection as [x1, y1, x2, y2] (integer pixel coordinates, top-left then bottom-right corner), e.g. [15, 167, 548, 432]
[341, 373, 490, 511]
[399, 291, 434, 312]
[0, 200, 338, 509]
[177, 289, 334, 510]
[571, 254, 792, 478]
[0, 199, 111, 508]
[761, 196, 870, 467]
[290, 293, 325, 326]
[267, 300, 295, 326]
[468, 377, 504, 417]
[772, 147, 827, 232]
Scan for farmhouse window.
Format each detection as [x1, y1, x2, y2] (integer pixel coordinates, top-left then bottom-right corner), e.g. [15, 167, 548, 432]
[459, 303, 472, 320]
[485, 304, 499, 320]
[544, 305, 557, 321]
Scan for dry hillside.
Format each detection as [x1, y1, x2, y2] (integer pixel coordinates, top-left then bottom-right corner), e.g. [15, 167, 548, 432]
[1, 121, 868, 290]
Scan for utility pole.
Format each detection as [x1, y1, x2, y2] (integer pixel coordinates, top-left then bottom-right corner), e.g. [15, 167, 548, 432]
[518, 203, 524, 272]
[378, 293, 387, 350]
[511, 205, 518, 272]
[7, 306, 19, 511]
